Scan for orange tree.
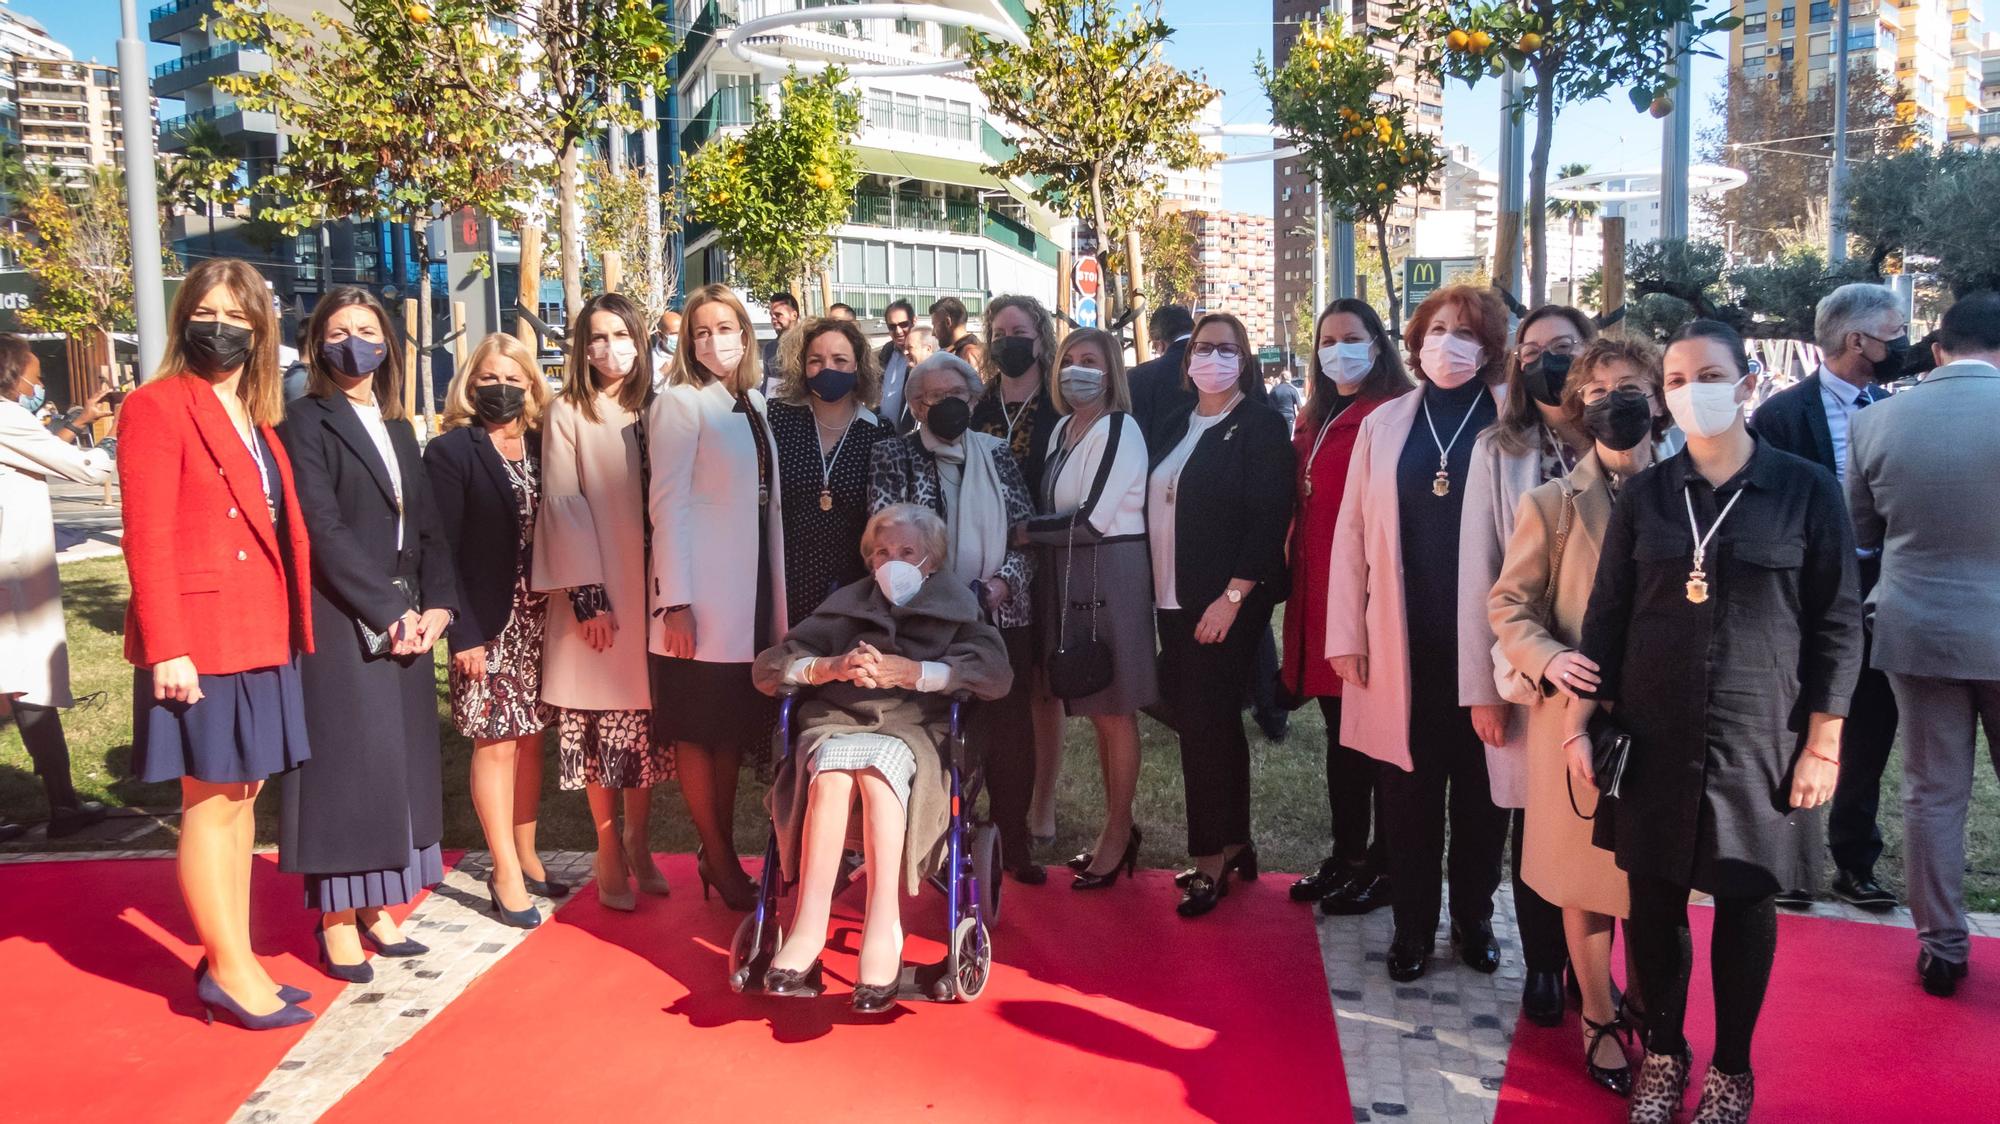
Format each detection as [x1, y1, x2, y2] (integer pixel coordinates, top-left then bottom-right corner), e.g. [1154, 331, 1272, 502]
[1391, 0, 1737, 305]
[1257, 15, 1444, 330]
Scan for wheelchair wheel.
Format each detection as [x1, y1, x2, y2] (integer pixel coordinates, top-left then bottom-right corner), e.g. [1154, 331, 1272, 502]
[970, 822, 1002, 925]
[727, 913, 781, 994]
[946, 915, 992, 1002]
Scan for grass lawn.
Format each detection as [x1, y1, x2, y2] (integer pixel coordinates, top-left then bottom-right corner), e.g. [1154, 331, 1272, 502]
[8, 557, 1999, 910]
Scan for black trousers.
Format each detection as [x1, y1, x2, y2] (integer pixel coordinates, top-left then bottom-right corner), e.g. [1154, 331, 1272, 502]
[974, 626, 1036, 866]
[1828, 560, 1899, 878]
[1249, 624, 1281, 718]
[14, 702, 78, 808]
[1511, 809, 1569, 973]
[1316, 696, 1386, 873]
[1158, 602, 1269, 857]
[1627, 873, 1776, 1075]
[1379, 690, 1510, 940]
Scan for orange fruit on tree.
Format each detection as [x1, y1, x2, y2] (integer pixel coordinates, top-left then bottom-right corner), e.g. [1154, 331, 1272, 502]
[1519, 31, 1543, 52]
[1469, 30, 1492, 53]
[812, 167, 835, 191]
[406, 3, 431, 23]
[1649, 94, 1674, 118]
[1446, 29, 1470, 51]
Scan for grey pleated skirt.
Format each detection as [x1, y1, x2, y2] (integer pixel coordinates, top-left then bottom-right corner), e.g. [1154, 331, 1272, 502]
[809, 733, 916, 807]
[1039, 536, 1161, 717]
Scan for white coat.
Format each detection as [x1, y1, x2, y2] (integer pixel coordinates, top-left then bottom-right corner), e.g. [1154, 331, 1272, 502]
[0, 402, 113, 706]
[647, 379, 788, 663]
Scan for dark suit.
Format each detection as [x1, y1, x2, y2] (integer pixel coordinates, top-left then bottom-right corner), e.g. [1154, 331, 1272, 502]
[1753, 371, 1901, 881]
[1127, 337, 1195, 451]
[277, 393, 456, 876]
[875, 340, 916, 434]
[423, 425, 540, 654]
[1152, 397, 1296, 855]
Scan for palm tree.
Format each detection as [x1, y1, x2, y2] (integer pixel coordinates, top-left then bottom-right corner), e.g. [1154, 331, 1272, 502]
[1546, 163, 1600, 306]
[164, 120, 242, 255]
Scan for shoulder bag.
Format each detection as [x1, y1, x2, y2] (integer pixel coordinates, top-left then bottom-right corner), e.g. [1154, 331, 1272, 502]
[1047, 414, 1124, 700]
[1545, 482, 1632, 819]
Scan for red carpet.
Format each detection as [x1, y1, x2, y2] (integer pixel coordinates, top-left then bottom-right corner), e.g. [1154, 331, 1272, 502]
[326, 855, 1347, 1124]
[0, 854, 439, 1124]
[1494, 908, 2000, 1121]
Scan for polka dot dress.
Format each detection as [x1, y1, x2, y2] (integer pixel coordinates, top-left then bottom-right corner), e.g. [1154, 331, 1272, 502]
[768, 399, 895, 626]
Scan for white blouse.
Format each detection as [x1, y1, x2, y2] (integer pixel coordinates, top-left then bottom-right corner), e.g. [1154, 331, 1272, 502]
[1146, 407, 1232, 611]
[1041, 412, 1148, 538]
[351, 399, 403, 548]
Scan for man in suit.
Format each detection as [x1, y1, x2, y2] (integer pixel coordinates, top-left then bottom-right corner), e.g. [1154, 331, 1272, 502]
[1126, 304, 1196, 449]
[875, 299, 919, 433]
[1751, 281, 1907, 911]
[758, 294, 799, 396]
[1847, 291, 2000, 997]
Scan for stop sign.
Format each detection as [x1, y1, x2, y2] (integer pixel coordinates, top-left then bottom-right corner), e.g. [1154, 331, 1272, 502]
[1073, 257, 1102, 299]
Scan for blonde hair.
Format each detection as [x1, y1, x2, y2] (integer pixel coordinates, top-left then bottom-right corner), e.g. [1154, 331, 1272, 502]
[978, 293, 1057, 388]
[1050, 327, 1134, 414]
[441, 333, 550, 431]
[773, 317, 881, 408]
[860, 502, 951, 570]
[563, 292, 654, 423]
[669, 283, 761, 395]
[154, 258, 284, 427]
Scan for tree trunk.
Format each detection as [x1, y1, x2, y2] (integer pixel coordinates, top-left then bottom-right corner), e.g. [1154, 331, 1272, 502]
[412, 222, 436, 434]
[1125, 224, 1150, 359]
[1088, 165, 1113, 333]
[516, 207, 543, 352]
[1375, 213, 1400, 333]
[558, 141, 585, 324]
[1527, 65, 1558, 307]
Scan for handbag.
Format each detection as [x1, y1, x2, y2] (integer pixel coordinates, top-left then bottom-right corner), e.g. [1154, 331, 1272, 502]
[356, 575, 422, 658]
[1566, 710, 1632, 820]
[1047, 414, 1123, 701]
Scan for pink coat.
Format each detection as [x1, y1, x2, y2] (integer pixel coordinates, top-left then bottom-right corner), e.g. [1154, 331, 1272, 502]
[1322, 389, 1528, 806]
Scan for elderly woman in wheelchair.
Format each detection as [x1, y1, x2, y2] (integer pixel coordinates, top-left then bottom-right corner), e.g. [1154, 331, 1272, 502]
[749, 503, 1013, 1013]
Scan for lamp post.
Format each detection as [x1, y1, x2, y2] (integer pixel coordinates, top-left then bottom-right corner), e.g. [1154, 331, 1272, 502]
[1829, 0, 1851, 264]
[1659, 20, 1694, 243]
[118, 0, 167, 379]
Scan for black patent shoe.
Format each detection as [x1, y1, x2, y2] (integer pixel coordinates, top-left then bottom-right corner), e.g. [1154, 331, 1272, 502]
[1582, 1014, 1633, 1096]
[1175, 844, 1257, 889]
[1773, 886, 1814, 910]
[763, 960, 825, 998]
[1387, 931, 1430, 982]
[1290, 857, 1351, 903]
[523, 873, 572, 899]
[1451, 920, 1501, 973]
[1833, 869, 1897, 912]
[1066, 850, 1093, 873]
[1919, 948, 1968, 997]
[1320, 872, 1392, 916]
[1074, 827, 1140, 891]
[1176, 869, 1231, 918]
[852, 979, 899, 1014]
[1523, 969, 1564, 1027]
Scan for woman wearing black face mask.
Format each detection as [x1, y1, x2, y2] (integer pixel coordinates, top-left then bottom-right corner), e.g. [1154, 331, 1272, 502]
[768, 318, 895, 626]
[1488, 336, 1676, 1096]
[1457, 303, 1597, 1023]
[423, 333, 564, 927]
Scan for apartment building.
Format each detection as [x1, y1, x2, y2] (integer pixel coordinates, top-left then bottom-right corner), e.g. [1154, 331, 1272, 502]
[1185, 208, 1275, 347]
[0, 8, 69, 150]
[9, 58, 123, 183]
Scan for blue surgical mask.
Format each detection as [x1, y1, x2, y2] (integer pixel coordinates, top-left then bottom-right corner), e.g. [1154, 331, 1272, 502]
[19, 384, 45, 412]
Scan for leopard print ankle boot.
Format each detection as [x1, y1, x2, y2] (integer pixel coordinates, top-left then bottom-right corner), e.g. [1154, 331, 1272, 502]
[1627, 1049, 1692, 1124]
[1691, 1067, 1755, 1123]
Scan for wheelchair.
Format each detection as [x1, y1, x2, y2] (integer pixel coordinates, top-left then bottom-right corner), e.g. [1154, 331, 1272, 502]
[727, 685, 1001, 1003]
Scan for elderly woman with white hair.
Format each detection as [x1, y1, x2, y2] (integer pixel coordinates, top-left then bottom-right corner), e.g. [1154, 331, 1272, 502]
[868, 351, 1042, 884]
[751, 503, 1013, 1013]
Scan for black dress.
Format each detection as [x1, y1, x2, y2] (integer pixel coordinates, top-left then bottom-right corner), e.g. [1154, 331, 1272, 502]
[768, 399, 894, 626]
[1579, 437, 1863, 897]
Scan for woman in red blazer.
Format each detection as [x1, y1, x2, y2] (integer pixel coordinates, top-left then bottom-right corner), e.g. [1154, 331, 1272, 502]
[121, 258, 317, 1030]
[1281, 298, 1413, 915]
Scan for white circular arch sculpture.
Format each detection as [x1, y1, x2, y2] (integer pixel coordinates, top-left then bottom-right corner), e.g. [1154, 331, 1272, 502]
[724, 3, 1028, 78]
[1549, 165, 1749, 204]
[1193, 122, 1302, 166]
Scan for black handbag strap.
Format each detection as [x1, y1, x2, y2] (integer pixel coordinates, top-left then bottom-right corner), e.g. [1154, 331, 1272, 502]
[1059, 413, 1126, 645]
[1076, 411, 1125, 517]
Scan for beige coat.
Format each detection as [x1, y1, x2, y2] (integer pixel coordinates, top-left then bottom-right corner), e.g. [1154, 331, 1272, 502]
[1487, 451, 1628, 917]
[0, 403, 113, 706]
[533, 392, 653, 712]
[1324, 389, 1527, 805]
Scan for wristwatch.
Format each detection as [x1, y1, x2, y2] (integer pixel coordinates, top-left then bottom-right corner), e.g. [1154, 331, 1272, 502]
[1225, 588, 1244, 605]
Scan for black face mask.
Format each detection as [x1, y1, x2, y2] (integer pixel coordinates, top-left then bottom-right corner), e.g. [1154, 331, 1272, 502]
[994, 335, 1038, 378]
[1582, 388, 1654, 452]
[322, 336, 388, 378]
[473, 383, 527, 425]
[1867, 333, 1910, 382]
[183, 320, 255, 377]
[925, 396, 971, 442]
[1521, 350, 1573, 407]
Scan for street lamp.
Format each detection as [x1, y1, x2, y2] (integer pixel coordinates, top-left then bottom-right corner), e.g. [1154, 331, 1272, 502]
[118, 0, 167, 380]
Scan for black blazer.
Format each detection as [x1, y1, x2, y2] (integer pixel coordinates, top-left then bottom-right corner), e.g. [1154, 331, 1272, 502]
[1128, 337, 1195, 450]
[1749, 374, 1836, 476]
[424, 424, 539, 654]
[1152, 397, 1296, 611]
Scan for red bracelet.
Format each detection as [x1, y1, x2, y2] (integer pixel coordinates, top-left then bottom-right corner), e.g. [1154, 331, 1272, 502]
[1806, 746, 1840, 766]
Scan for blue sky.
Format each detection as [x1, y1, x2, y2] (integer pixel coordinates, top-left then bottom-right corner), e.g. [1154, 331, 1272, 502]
[16, 0, 1991, 216]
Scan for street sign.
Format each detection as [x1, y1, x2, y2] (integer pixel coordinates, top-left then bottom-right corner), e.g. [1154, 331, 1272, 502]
[1402, 256, 1481, 313]
[1072, 257, 1102, 328]
[1257, 346, 1282, 365]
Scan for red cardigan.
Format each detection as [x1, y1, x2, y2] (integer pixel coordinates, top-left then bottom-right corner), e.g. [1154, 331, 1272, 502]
[1281, 392, 1397, 700]
[120, 373, 314, 674]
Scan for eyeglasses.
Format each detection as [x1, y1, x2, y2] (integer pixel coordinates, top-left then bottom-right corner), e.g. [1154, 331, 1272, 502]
[1579, 384, 1655, 405]
[1191, 343, 1243, 360]
[886, 320, 913, 333]
[1517, 337, 1581, 364]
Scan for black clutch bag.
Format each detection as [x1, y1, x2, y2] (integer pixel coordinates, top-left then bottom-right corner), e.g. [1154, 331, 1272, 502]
[356, 576, 421, 658]
[1566, 711, 1632, 820]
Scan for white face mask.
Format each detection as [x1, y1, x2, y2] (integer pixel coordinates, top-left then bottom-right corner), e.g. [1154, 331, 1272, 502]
[873, 557, 928, 605]
[589, 338, 638, 378]
[695, 332, 745, 379]
[1058, 364, 1106, 406]
[1664, 376, 1747, 440]
[1187, 352, 1239, 395]
[1319, 341, 1376, 391]
[1419, 334, 1483, 389]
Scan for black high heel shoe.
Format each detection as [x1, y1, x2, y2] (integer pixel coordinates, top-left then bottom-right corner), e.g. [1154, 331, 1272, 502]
[358, 922, 428, 958]
[1176, 866, 1232, 918]
[196, 969, 313, 1030]
[1175, 843, 1258, 888]
[312, 926, 373, 984]
[762, 960, 825, 998]
[1073, 827, 1140, 890]
[523, 872, 571, 899]
[852, 979, 899, 1014]
[486, 875, 542, 929]
[193, 957, 309, 1005]
[1065, 850, 1092, 873]
[697, 846, 758, 912]
[1582, 1014, 1634, 1096]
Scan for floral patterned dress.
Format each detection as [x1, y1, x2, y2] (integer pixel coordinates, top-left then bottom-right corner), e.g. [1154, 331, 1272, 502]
[448, 450, 554, 740]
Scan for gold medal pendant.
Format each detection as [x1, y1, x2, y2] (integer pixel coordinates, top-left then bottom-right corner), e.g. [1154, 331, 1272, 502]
[1303, 477, 1313, 498]
[1432, 470, 1451, 497]
[818, 489, 833, 512]
[1686, 571, 1710, 604]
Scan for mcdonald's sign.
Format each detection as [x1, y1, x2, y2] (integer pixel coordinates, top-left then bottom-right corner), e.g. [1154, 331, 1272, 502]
[1402, 257, 1481, 314]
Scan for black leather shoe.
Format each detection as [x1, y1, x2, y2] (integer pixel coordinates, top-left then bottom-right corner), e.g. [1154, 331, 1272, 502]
[1523, 969, 1564, 1027]
[1290, 858, 1351, 903]
[1175, 844, 1257, 889]
[523, 874, 572, 899]
[1008, 860, 1049, 886]
[1918, 949, 1968, 998]
[1176, 870, 1230, 918]
[44, 801, 109, 839]
[1451, 921, 1500, 973]
[1320, 873, 1392, 916]
[1387, 931, 1429, 982]
[1832, 869, 1897, 912]
[852, 980, 898, 1014]
[1773, 886, 1814, 910]
[1582, 1014, 1634, 1096]
[763, 960, 825, 998]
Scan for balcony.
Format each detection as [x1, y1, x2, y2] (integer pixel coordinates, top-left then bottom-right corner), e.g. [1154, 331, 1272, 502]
[153, 43, 266, 99]
[847, 191, 981, 236]
[150, 0, 216, 42]
[158, 101, 279, 147]
[1981, 110, 2000, 136]
[680, 82, 759, 151]
[675, 0, 739, 78]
